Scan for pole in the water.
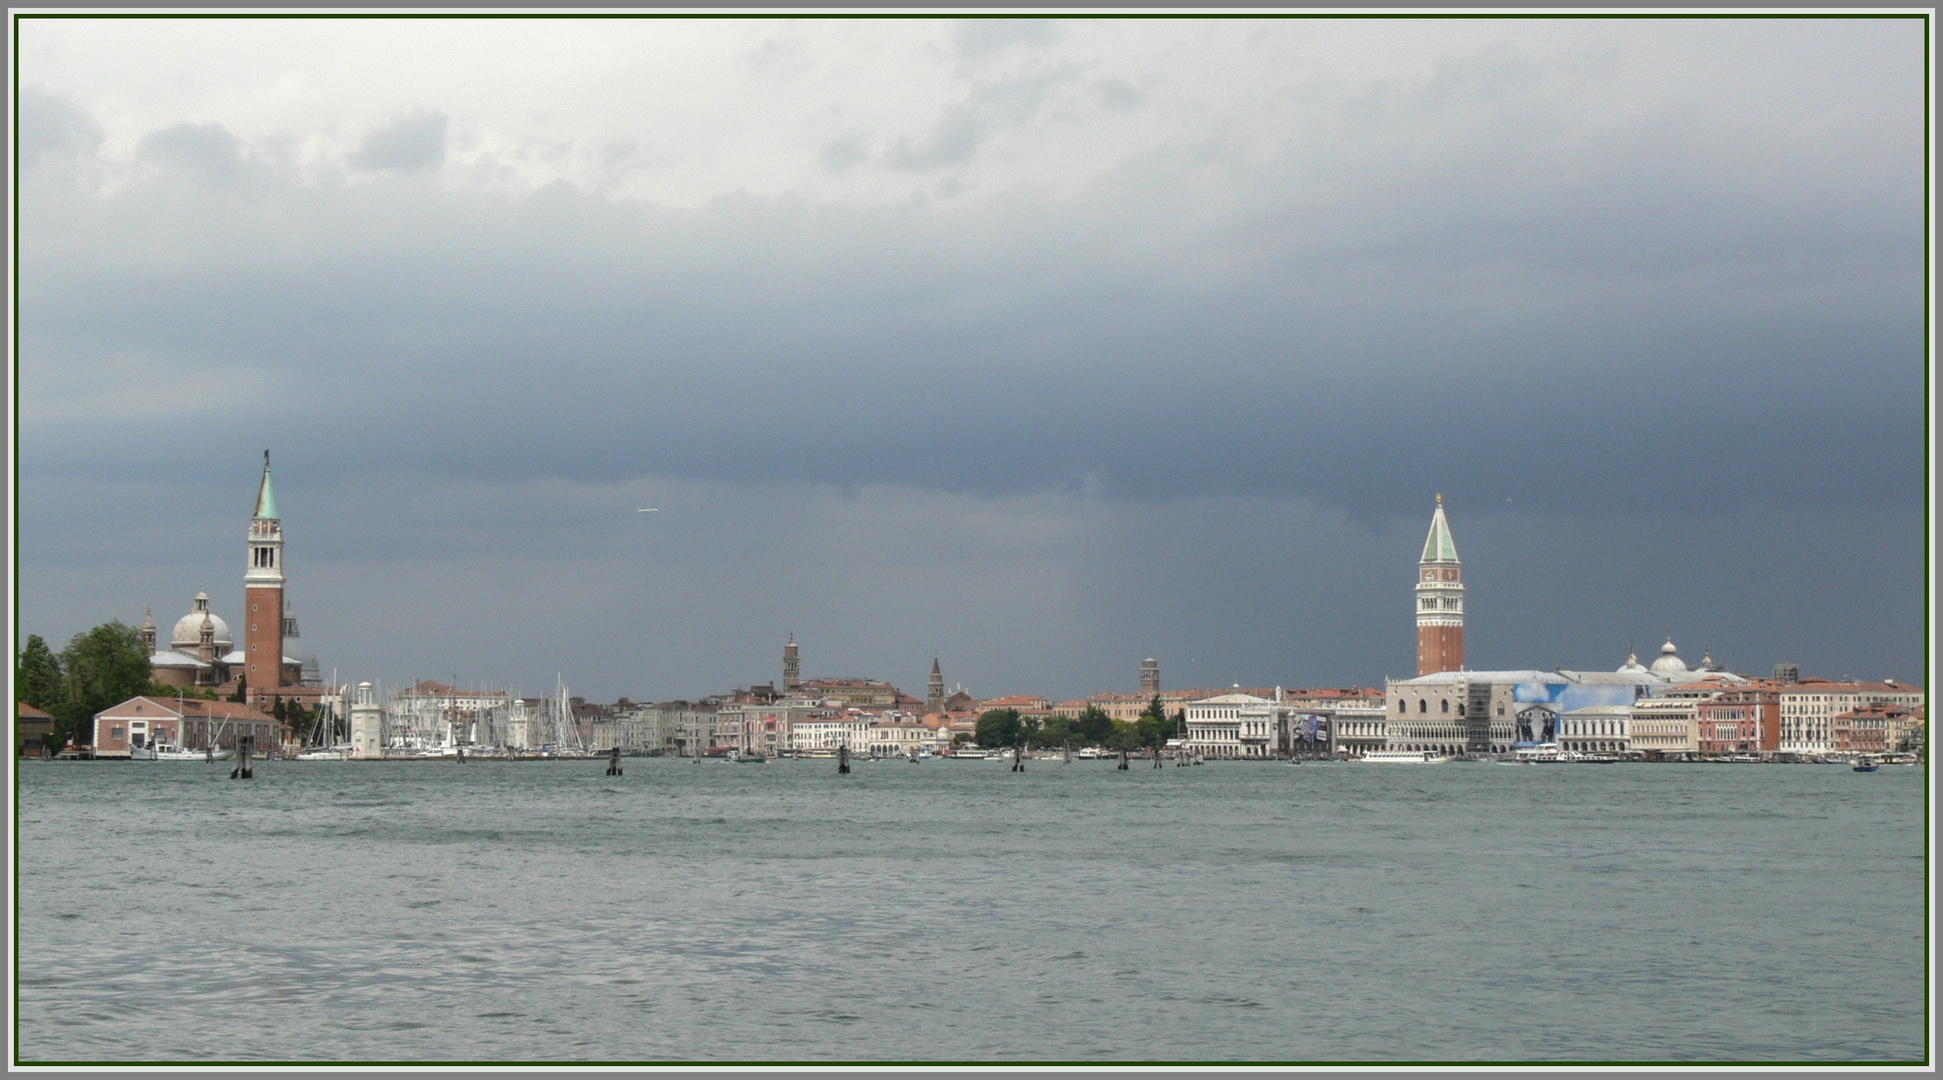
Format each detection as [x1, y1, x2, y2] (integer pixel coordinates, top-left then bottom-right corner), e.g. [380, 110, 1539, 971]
[230, 736, 253, 779]
[1012, 745, 1024, 772]
[607, 747, 623, 776]
[1117, 749, 1130, 770]
[838, 744, 850, 774]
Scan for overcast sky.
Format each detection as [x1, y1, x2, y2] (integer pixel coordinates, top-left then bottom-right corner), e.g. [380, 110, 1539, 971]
[13, 17, 1928, 702]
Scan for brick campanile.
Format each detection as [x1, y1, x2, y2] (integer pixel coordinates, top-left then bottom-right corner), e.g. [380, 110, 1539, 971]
[1415, 494, 1465, 677]
[243, 450, 286, 703]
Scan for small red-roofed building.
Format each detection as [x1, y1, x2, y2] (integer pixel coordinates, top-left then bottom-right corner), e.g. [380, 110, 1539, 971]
[1832, 704, 1914, 755]
[92, 696, 284, 759]
[1779, 680, 1925, 756]
[17, 702, 55, 756]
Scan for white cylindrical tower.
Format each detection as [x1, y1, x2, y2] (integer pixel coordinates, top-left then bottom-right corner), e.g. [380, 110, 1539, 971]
[350, 681, 385, 759]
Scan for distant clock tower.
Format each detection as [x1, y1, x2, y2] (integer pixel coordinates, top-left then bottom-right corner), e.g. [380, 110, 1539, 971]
[243, 450, 286, 704]
[1415, 494, 1465, 677]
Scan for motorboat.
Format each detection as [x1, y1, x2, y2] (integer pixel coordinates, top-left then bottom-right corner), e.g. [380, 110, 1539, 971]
[138, 741, 234, 762]
[1359, 749, 1450, 764]
[950, 748, 988, 759]
[1853, 757, 1880, 772]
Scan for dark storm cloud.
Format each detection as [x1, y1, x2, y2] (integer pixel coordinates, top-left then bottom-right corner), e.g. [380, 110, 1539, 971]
[348, 111, 449, 173]
[13, 20, 1928, 695]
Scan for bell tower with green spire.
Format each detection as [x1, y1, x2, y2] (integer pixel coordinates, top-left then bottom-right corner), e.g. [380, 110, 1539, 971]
[1415, 494, 1465, 677]
[243, 450, 286, 702]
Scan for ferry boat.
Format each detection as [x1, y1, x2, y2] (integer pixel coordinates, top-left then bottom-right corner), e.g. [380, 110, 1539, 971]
[1359, 749, 1449, 764]
[950, 748, 988, 759]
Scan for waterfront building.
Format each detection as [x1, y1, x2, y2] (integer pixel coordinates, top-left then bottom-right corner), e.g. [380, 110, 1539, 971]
[1385, 667, 1661, 756]
[1330, 704, 1388, 756]
[92, 696, 283, 758]
[1630, 696, 1701, 758]
[790, 710, 873, 752]
[1181, 691, 1330, 759]
[797, 677, 900, 708]
[721, 700, 830, 756]
[1415, 495, 1465, 677]
[16, 702, 55, 756]
[1694, 684, 1780, 755]
[1559, 705, 1632, 756]
[1777, 680, 1925, 756]
[864, 716, 948, 756]
[977, 695, 1051, 712]
[1831, 704, 1918, 755]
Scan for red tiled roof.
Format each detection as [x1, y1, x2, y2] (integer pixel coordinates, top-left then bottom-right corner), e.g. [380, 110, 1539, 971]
[17, 702, 54, 720]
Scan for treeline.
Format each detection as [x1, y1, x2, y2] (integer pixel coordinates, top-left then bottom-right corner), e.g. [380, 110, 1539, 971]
[974, 697, 1184, 752]
[15, 621, 327, 750]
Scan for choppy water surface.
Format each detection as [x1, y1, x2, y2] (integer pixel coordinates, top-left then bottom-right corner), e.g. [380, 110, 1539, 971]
[14, 757, 1927, 1063]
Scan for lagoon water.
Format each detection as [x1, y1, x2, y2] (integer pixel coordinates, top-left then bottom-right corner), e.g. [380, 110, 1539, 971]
[13, 757, 1928, 1063]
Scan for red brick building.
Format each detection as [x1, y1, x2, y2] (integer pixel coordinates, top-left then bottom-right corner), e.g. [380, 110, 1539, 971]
[1695, 683, 1782, 755]
[92, 696, 285, 759]
[17, 702, 55, 756]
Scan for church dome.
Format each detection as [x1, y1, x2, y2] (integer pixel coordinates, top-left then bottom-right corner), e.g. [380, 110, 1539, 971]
[1648, 637, 1688, 678]
[1617, 646, 1648, 675]
[169, 591, 232, 651]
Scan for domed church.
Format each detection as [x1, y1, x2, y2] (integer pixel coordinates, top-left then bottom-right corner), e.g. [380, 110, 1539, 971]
[141, 453, 316, 699]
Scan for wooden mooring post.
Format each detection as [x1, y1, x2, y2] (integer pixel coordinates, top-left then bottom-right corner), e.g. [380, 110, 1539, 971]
[837, 744, 850, 774]
[1117, 749, 1130, 770]
[1011, 746, 1024, 772]
[606, 747, 623, 776]
[229, 736, 254, 780]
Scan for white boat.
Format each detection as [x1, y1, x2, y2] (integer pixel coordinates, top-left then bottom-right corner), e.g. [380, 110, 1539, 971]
[1359, 749, 1450, 764]
[137, 741, 235, 762]
[950, 748, 988, 759]
[295, 747, 350, 761]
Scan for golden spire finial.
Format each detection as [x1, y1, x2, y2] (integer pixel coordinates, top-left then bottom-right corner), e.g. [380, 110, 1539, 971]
[1436, 493, 1442, 505]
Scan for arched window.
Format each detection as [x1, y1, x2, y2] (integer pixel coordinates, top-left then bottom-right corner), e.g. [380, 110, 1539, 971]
[1440, 699, 1449, 714]
[1419, 699, 1428, 714]
[1396, 698, 1405, 713]
[1496, 703, 1505, 716]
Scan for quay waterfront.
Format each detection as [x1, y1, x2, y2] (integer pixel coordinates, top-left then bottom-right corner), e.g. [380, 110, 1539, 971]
[14, 756, 1926, 1063]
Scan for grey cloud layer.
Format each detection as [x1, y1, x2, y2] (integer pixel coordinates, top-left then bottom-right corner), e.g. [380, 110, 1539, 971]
[14, 19, 1928, 696]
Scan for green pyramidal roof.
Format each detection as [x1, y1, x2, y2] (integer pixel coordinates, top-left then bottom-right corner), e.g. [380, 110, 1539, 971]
[1421, 500, 1458, 563]
[254, 452, 278, 520]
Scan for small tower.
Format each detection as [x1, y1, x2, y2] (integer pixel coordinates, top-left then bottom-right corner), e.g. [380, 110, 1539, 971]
[243, 451, 286, 704]
[140, 606, 157, 654]
[197, 610, 217, 664]
[1415, 494, 1465, 677]
[926, 657, 945, 714]
[783, 635, 800, 692]
[1140, 657, 1160, 696]
[349, 681, 385, 759]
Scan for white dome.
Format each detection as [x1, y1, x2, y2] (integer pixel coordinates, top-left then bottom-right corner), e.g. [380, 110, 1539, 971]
[1648, 637, 1687, 677]
[170, 610, 232, 650]
[168, 591, 230, 650]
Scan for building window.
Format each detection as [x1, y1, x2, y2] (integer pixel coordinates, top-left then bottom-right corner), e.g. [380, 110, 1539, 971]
[1440, 699, 1449, 713]
[1419, 699, 1428, 714]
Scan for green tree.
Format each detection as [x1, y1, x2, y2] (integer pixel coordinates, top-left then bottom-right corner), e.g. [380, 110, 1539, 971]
[1073, 705, 1113, 748]
[229, 676, 248, 703]
[15, 634, 64, 712]
[975, 708, 1024, 749]
[55, 622, 152, 745]
[1135, 694, 1170, 749]
[1103, 720, 1144, 752]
